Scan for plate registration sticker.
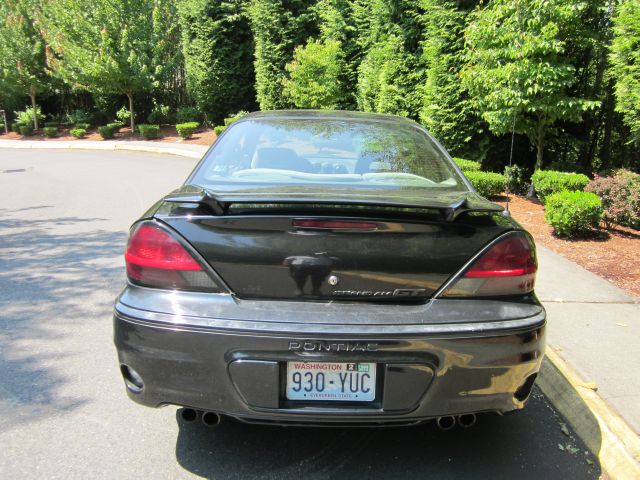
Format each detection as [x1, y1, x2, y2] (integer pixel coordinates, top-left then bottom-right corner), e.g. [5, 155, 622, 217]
[286, 362, 376, 402]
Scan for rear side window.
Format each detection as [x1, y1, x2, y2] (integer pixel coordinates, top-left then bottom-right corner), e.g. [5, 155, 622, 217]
[191, 118, 467, 192]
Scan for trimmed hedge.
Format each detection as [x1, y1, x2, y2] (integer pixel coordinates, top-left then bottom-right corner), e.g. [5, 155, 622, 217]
[19, 125, 33, 136]
[176, 122, 199, 139]
[544, 191, 603, 237]
[213, 111, 249, 136]
[137, 124, 160, 140]
[453, 157, 481, 173]
[0, 123, 5, 133]
[70, 128, 87, 139]
[223, 110, 248, 127]
[11, 122, 23, 133]
[43, 127, 58, 138]
[98, 124, 118, 139]
[465, 171, 505, 198]
[586, 169, 640, 229]
[74, 122, 91, 131]
[532, 170, 589, 202]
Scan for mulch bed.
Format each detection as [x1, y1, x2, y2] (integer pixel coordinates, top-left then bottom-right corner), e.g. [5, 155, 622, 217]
[1, 125, 217, 146]
[505, 195, 640, 297]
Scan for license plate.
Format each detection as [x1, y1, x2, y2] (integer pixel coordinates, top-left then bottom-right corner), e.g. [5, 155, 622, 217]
[286, 362, 376, 402]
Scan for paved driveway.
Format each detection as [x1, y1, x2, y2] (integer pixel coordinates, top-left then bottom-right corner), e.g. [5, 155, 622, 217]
[0, 149, 599, 478]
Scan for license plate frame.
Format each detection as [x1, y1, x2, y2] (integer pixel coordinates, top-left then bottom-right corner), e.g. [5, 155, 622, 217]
[285, 361, 377, 402]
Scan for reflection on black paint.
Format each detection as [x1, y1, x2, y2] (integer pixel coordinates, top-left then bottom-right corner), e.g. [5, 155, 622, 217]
[283, 252, 338, 296]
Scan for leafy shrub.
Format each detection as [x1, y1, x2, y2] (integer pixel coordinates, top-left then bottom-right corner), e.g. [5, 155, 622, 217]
[116, 106, 131, 124]
[74, 122, 91, 131]
[15, 106, 45, 126]
[213, 125, 226, 135]
[66, 109, 93, 125]
[544, 191, 603, 237]
[532, 170, 590, 202]
[176, 106, 203, 124]
[70, 128, 87, 139]
[11, 122, 22, 133]
[98, 124, 118, 139]
[109, 121, 124, 131]
[223, 110, 248, 127]
[147, 104, 172, 125]
[44, 121, 59, 128]
[465, 171, 505, 198]
[176, 122, 199, 139]
[137, 124, 160, 140]
[43, 127, 58, 138]
[504, 164, 530, 195]
[283, 39, 344, 109]
[453, 157, 481, 173]
[19, 125, 34, 136]
[0, 123, 5, 133]
[586, 169, 640, 229]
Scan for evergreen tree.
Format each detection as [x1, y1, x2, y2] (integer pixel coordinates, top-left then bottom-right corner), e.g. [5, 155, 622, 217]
[611, 0, 640, 144]
[419, 0, 483, 158]
[246, 0, 317, 110]
[353, 0, 425, 118]
[178, 0, 255, 122]
[313, 0, 360, 107]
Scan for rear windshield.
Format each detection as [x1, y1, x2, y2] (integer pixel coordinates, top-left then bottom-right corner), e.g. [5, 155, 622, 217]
[190, 118, 467, 192]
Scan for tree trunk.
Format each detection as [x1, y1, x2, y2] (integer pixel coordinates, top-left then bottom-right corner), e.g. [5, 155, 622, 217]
[527, 115, 545, 198]
[127, 92, 135, 133]
[599, 78, 616, 171]
[30, 86, 38, 130]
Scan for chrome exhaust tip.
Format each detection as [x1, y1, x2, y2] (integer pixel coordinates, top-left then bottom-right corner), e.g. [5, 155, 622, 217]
[202, 411, 221, 427]
[457, 413, 476, 428]
[436, 416, 456, 431]
[179, 408, 198, 423]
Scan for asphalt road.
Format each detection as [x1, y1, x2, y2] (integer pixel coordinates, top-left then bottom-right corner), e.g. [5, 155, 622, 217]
[0, 148, 600, 479]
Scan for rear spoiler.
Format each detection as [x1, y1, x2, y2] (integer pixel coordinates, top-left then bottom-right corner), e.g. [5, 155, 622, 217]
[163, 186, 506, 222]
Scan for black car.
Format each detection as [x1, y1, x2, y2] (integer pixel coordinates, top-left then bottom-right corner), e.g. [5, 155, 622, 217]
[114, 110, 545, 429]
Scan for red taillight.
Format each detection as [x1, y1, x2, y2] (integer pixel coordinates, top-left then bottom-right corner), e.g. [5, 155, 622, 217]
[125, 223, 219, 291]
[442, 234, 537, 297]
[463, 236, 537, 278]
[292, 219, 378, 231]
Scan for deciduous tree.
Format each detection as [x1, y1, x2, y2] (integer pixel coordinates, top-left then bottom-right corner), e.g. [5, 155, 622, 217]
[44, 0, 178, 131]
[0, 0, 49, 129]
[462, 0, 598, 180]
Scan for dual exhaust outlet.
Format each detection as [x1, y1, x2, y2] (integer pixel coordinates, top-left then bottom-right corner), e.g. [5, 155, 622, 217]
[179, 408, 221, 427]
[180, 407, 475, 429]
[436, 414, 476, 430]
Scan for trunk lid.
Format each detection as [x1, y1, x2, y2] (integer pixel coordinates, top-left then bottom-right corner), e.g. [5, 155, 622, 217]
[156, 186, 512, 302]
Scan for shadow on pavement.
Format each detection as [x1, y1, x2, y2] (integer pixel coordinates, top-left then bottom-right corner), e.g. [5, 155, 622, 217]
[0, 209, 126, 432]
[174, 389, 601, 479]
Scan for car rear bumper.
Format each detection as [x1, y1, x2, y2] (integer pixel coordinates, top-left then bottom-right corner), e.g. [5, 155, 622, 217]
[113, 286, 546, 425]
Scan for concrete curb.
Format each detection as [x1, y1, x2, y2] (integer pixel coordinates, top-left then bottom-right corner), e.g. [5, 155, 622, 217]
[538, 349, 640, 479]
[0, 140, 206, 159]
